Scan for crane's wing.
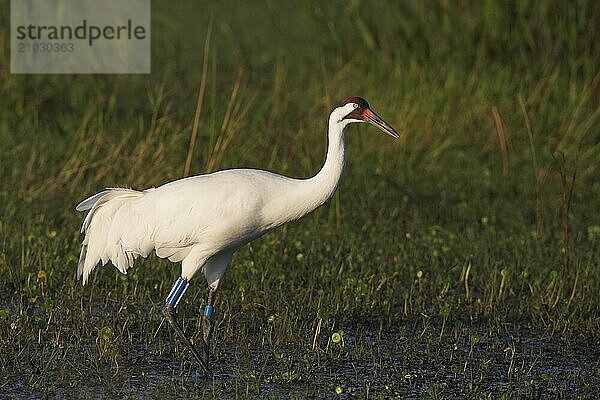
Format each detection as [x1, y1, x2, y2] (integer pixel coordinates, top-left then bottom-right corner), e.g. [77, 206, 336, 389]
[75, 168, 302, 285]
[76, 188, 144, 285]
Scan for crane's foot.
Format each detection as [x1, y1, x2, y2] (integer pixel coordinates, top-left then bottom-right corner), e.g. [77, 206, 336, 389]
[163, 305, 212, 376]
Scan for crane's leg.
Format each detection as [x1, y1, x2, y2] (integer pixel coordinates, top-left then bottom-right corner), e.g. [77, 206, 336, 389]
[200, 284, 219, 365]
[163, 277, 212, 375]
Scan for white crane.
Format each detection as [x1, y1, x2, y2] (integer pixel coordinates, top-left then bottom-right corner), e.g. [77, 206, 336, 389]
[76, 97, 399, 374]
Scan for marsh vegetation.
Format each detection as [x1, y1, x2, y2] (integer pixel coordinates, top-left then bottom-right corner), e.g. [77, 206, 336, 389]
[1, 1, 599, 398]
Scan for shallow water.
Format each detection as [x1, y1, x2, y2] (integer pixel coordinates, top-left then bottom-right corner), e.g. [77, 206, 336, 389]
[7, 326, 598, 398]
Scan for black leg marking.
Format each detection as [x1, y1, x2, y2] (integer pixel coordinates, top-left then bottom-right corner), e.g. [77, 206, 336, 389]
[201, 288, 217, 364]
[163, 305, 212, 376]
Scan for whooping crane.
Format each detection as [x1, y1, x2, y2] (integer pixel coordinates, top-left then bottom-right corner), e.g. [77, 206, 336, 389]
[76, 97, 399, 374]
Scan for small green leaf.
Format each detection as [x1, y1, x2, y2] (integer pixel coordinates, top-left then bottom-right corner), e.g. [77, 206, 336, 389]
[99, 326, 114, 341]
[0, 308, 9, 324]
[331, 330, 344, 344]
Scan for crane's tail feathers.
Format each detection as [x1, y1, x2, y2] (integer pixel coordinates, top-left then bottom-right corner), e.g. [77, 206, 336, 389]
[77, 188, 141, 233]
[76, 190, 114, 212]
[76, 188, 144, 285]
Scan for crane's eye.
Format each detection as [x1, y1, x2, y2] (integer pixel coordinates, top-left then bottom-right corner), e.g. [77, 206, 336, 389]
[353, 103, 359, 109]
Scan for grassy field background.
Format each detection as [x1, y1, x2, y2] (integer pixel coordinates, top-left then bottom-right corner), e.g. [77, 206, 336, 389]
[1, 0, 599, 398]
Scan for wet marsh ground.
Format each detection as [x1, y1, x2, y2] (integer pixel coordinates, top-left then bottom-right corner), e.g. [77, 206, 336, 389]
[1, 1, 599, 398]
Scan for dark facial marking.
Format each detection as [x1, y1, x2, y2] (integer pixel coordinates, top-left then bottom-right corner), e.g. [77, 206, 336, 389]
[340, 96, 370, 109]
[340, 96, 370, 121]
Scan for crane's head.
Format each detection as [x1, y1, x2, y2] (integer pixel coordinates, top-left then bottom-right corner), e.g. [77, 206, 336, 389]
[335, 97, 399, 139]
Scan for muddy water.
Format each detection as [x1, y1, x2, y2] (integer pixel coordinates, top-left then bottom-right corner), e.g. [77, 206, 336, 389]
[7, 328, 599, 398]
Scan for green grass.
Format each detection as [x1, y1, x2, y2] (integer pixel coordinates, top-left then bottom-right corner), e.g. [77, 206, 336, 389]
[1, 0, 599, 398]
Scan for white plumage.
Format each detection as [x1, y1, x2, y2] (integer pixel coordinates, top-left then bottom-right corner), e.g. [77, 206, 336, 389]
[77, 99, 401, 290]
[76, 168, 337, 287]
[75, 97, 399, 372]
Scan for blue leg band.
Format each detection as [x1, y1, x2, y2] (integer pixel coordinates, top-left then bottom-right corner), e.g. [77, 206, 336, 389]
[165, 277, 189, 307]
[204, 305, 214, 317]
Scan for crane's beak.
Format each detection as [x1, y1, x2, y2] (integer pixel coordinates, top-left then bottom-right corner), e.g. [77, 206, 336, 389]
[365, 109, 400, 139]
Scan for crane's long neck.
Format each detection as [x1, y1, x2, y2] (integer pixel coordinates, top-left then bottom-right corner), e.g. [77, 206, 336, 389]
[308, 116, 347, 205]
[272, 115, 347, 224]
